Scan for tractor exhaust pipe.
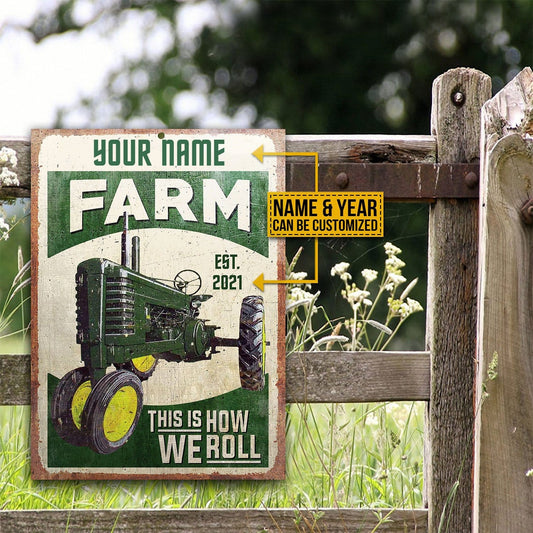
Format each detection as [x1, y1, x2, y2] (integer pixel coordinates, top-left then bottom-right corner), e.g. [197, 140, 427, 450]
[121, 213, 131, 268]
[132, 236, 140, 272]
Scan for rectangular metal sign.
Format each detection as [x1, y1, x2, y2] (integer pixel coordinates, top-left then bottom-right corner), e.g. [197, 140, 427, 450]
[31, 129, 285, 479]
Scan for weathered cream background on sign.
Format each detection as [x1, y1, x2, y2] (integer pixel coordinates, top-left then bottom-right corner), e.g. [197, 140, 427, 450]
[34, 130, 284, 476]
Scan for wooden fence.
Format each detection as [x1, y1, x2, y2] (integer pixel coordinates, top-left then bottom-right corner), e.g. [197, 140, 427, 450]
[0, 66, 531, 532]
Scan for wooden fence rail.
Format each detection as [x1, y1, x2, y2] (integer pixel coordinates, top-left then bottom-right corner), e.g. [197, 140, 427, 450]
[0, 508, 429, 533]
[0, 351, 430, 406]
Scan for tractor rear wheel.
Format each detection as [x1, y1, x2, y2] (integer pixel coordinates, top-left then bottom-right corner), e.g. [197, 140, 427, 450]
[116, 354, 158, 380]
[82, 370, 143, 454]
[238, 296, 265, 391]
[51, 366, 92, 447]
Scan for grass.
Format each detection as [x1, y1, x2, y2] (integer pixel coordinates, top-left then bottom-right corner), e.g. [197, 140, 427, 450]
[0, 401, 424, 510]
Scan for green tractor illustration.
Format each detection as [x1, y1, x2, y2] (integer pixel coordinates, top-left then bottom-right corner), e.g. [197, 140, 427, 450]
[51, 217, 265, 454]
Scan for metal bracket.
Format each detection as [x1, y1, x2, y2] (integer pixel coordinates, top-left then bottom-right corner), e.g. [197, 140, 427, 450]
[287, 162, 480, 201]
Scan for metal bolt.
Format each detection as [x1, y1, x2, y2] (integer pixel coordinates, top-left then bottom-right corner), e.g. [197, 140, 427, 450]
[520, 198, 533, 225]
[335, 172, 348, 189]
[465, 171, 478, 189]
[452, 91, 465, 107]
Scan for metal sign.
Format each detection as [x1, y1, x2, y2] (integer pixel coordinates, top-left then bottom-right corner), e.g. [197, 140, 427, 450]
[31, 129, 285, 479]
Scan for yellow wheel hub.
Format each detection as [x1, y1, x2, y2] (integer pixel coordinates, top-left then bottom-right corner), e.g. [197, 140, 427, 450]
[103, 386, 138, 442]
[131, 355, 156, 373]
[71, 380, 91, 430]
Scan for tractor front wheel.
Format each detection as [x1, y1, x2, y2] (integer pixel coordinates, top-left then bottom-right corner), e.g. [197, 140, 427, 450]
[82, 370, 143, 454]
[51, 366, 92, 447]
[238, 296, 265, 391]
[116, 354, 158, 381]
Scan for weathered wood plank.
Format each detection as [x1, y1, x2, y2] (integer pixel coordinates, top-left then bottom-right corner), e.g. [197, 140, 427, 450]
[287, 351, 430, 403]
[426, 67, 491, 533]
[287, 134, 436, 163]
[474, 67, 533, 532]
[0, 351, 430, 405]
[0, 508, 428, 532]
[0, 353, 30, 405]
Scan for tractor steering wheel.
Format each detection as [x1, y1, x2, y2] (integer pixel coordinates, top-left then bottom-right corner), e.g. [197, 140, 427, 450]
[173, 269, 202, 295]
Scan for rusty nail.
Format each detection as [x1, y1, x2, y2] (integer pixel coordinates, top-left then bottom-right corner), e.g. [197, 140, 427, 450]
[452, 91, 465, 107]
[465, 171, 478, 189]
[335, 172, 348, 189]
[520, 199, 533, 224]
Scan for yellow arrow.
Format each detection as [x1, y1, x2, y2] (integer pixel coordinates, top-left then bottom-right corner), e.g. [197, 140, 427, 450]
[252, 145, 319, 191]
[253, 145, 319, 291]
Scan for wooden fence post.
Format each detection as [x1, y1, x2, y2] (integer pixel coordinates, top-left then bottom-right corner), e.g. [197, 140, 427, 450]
[427, 68, 491, 532]
[474, 67, 533, 531]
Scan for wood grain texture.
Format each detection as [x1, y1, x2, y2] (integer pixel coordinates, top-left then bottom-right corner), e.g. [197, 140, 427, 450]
[0, 351, 430, 406]
[286, 351, 430, 403]
[473, 67, 533, 532]
[287, 134, 436, 163]
[0, 354, 30, 405]
[0, 508, 428, 532]
[426, 67, 491, 533]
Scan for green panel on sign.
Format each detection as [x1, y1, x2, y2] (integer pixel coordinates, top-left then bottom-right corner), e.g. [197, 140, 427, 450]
[47, 171, 269, 257]
[47, 373, 270, 468]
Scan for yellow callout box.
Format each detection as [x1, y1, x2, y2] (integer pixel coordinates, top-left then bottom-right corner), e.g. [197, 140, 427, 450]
[268, 192, 383, 237]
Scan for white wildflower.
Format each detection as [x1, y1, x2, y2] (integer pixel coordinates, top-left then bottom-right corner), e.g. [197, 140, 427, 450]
[290, 271, 308, 280]
[0, 146, 19, 187]
[0, 146, 17, 167]
[384, 242, 402, 257]
[386, 272, 406, 290]
[0, 167, 19, 186]
[386, 255, 405, 271]
[330, 262, 350, 277]
[526, 469, 533, 477]
[287, 284, 319, 315]
[0, 216, 9, 240]
[288, 286, 315, 302]
[407, 297, 423, 313]
[398, 297, 423, 319]
[361, 268, 378, 283]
